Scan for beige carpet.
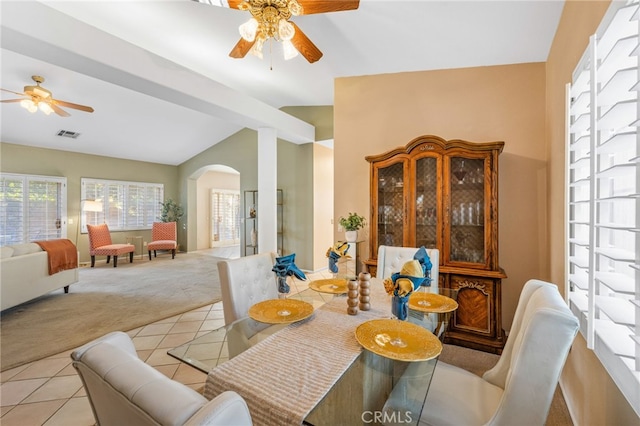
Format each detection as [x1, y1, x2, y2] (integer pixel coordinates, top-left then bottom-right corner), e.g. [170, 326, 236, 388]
[440, 344, 573, 425]
[0, 251, 223, 371]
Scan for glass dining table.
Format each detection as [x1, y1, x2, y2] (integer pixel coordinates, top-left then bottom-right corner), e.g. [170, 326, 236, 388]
[168, 284, 440, 426]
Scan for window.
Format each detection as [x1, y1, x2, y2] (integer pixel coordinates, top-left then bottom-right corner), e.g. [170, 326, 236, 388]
[81, 178, 163, 233]
[210, 189, 240, 247]
[566, 0, 639, 415]
[0, 173, 67, 245]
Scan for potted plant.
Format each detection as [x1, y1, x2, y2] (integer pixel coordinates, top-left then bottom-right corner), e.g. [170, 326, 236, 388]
[159, 198, 184, 223]
[339, 212, 366, 242]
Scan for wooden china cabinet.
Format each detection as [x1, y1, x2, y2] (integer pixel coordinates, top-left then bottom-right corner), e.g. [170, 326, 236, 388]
[364, 135, 507, 353]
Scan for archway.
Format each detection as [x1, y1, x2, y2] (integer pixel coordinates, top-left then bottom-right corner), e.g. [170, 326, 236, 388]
[187, 164, 240, 257]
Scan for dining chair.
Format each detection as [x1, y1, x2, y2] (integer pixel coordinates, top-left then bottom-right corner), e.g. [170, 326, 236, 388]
[71, 331, 253, 426]
[376, 245, 439, 292]
[416, 279, 579, 426]
[147, 221, 178, 260]
[217, 252, 278, 325]
[87, 223, 134, 267]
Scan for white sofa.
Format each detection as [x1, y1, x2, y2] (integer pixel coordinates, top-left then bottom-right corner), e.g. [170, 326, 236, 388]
[1, 242, 79, 311]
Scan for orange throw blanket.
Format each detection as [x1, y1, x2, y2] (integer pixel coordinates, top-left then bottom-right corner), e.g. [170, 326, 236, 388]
[35, 239, 79, 275]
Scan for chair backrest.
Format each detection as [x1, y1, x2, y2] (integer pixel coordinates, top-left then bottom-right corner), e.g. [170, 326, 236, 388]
[376, 245, 439, 292]
[86, 223, 112, 253]
[482, 279, 553, 388]
[151, 221, 177, 242]
[71, 331, 253, 426]
[483, 281, 579, 425]
[218, 252, 278, 325]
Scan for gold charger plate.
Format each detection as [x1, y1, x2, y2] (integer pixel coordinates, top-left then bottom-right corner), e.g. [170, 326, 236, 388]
[408, 292, 459, 313]
[248, 299, 314, 324]
[355, 319, 442, 362]
[309, 278, 348, 294]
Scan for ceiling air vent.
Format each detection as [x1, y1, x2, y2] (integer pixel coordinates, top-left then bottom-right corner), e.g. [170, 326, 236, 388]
[57, 130, 81, 139]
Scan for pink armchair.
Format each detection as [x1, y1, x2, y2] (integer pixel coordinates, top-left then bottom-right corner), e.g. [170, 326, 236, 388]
[87, 224, 135, 268]
[148, 222, 177, 260]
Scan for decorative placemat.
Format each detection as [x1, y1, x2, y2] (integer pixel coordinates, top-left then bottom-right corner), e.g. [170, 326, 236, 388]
[248, 299, 314, 324]
[355, 318, 442, 362]
[408, 292, 458, 313]
[309, 278, 348, 294]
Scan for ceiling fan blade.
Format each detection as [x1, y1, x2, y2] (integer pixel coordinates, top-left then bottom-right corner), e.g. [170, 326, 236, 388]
[226, 0, 244, 9]
[0, 99, 24, 103]
[1, 88, 27, 97]
[191, 0, 243, 9]
[290, 23, 323, 63]
[52, 99, 94, 113]
[229, 37, 256, 58]
[298, 0, 359, 15]
[50, 103, 71, 117]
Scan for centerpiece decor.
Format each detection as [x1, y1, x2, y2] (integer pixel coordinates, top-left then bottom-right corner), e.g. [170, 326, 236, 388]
[339, 212, 366, 242]
[383, 247, 433, 320]
[272, 253, 306, 299]
[326, 241, 350, 275]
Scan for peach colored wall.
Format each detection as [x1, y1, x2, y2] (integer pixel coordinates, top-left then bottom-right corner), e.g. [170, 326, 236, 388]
[546, 0, 639, 423]
[335, 63, 547, 331]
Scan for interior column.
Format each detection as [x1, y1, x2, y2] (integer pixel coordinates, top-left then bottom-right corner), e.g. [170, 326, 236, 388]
[257, 127, 278, 254]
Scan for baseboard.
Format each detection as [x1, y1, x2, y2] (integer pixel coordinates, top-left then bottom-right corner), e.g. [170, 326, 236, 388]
[558, 377, 578, 426]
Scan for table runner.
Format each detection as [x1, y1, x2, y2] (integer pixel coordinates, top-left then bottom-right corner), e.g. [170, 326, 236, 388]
[204, 278, 390, 425]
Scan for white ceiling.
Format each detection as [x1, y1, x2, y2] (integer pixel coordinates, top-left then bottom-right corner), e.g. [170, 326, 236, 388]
[0, 0, 565, 166]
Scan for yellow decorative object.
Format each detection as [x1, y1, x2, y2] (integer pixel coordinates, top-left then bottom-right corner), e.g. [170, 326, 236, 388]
[400, 259, 423, 276]
[355, 319, 442, 362]
[408, 293, 459, 313]
[309, 278, 348, 294]
[248, 299, 314, 324]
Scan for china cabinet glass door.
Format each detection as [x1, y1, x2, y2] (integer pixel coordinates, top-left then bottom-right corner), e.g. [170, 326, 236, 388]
[376, 161, 406, 248]
[447, 156, 486, 265]
[414, 156, 438, 249]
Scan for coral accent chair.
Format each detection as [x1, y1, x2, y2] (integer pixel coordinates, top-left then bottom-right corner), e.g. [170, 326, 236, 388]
[148, 221, 178, 260]
[86, 223, 134, 268]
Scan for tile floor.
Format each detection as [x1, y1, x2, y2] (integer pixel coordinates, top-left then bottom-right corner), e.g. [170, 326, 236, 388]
[0, 249, 331, 426]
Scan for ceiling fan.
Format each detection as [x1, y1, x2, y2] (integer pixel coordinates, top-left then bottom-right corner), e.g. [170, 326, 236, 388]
[194, 0, 360, 63]
[0, 75, 94, 117]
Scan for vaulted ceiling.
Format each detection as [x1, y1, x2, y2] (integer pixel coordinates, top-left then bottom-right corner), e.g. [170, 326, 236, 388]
[1, 0, 565, 165]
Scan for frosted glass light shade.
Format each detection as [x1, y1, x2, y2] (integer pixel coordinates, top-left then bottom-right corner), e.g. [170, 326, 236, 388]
[20, 99, 37, 113]
[283, 40, 299, 60]
[278, 19, 295, 41]
[239, 18, 258, 42]
[39, 102, 53, 115]
[250, 35, 265, 59]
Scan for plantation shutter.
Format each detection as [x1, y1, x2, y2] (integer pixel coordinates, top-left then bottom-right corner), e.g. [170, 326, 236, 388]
[566, 0, 640, 414]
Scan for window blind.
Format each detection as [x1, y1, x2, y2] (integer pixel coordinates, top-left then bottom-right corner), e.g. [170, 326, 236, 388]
[0, 173, 67, 245]
[81, 178, 163, 232]
[211, 189, 240, 246]
[566, 0, 640, 415]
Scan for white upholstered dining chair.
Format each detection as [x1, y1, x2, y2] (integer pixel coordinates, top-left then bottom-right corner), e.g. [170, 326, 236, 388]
[71, 331, 253, 426]
[416, 279, 579, 426]
[217, 252, 278, 326]
[376, 245, 439, 293]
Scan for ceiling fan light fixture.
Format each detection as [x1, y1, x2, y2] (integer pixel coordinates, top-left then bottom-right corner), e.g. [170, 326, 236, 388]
[250, 35, 266, 59]
[239, 17, 259, 41]
[39, 102, 53, 115]
[282, 39, 299, 60]
[20, 99, 37, 113]
[288, 0, 303, 16]
[278, 18, 295, 41]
